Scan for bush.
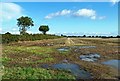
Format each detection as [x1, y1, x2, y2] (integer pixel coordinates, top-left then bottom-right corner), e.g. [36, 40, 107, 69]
[2, 33, 62, 44]
[2, 34, 19, 44]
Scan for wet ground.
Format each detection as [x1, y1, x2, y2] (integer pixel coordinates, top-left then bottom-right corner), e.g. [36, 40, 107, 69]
[79, 53, 100, 62]
[2, 38, 120, 79]
[41, 63, 92, 79]
[46, 44, 119, 79]
[102, 60, 120, 70]
[57, 47, 69, 52]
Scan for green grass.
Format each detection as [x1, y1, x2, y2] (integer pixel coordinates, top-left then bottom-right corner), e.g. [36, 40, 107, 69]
[2, 67, 75, 79]
[4, 46, 53, 53]
[36, 58, 54, 63]
[2, 38, 119, 79]
[2, 46, 56, 65]
[3, 46, 53, 57]
[0, 57, 12, 62]
[2, 45, 77, 79]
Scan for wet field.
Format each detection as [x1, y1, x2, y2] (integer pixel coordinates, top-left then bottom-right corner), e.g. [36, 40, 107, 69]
[1, 38, 120, 79]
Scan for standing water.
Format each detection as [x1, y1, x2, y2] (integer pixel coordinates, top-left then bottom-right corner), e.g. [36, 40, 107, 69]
[80, 53, 100, 62]
[102, 60, 120, 79]
[102, 60, 120, 70]
[41, 63, 92, 79]
[57, 47, 69, 52]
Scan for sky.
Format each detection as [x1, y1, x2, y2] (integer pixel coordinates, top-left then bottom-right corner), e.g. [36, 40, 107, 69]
[0, 1, 119, 36]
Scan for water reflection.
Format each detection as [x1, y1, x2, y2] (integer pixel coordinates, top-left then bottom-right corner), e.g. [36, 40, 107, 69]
[80, 54, 100, 62]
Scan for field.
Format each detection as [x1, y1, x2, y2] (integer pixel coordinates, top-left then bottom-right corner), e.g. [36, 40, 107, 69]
[1, 37, 120, 80]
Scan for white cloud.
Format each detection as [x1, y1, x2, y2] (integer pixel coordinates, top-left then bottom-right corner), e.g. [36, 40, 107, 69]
[110, 0, 119, 5]
[0, 2, 24, 22]
[0, 28, 2, 32]
[99, 16, 106, 20]
[4, 27, 20, 34]
[55, 32, 117, 36]
[91, 16, 96, 20]
[2, 29, 20, 34]
[60, 9, 71, 15]
[45, 9, 71, 19]
[45, 8, 106, 20]
[74, 9, 96, 19]
[10, 31, 20, 34]
[27, 31, 33, 34]
[26, 31, 41, 34]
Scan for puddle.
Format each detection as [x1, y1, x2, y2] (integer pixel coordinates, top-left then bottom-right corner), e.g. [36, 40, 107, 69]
[72, 46, 96, 49]
[41, 63, 92, 79]
[80, 54, 100, 62]
[57, 46, 96, 51]
[102, 60, 120, 79]
[102, 60, 120, 70]
[57, 46, 96, 52]
[57, 47, 69, 51]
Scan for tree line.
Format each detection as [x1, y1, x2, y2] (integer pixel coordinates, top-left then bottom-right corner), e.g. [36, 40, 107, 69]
[61, 34, 120, 38]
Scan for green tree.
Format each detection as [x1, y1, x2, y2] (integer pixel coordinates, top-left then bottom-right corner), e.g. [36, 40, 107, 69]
[39, 25, 49, 35]
[17, 16, 34, 35]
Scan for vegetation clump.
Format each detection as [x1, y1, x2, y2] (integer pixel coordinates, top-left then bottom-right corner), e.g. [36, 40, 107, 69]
[39, 25, 49, 35]
[2, 34, 61, 44]
[17, 16, 34, 35]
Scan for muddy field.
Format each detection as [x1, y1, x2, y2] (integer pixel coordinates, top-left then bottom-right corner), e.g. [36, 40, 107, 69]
[1, 38, 120, 79]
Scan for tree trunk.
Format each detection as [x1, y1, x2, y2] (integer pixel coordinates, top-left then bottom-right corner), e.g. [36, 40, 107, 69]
[43, 32, 46, 35]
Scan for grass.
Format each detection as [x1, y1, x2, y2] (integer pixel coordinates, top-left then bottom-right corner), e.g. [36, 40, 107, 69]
[2, 38, 119, 79]
[2, 67, 75, 79]
[2, 45, 75, 79]
[3, 46, 53, 58]
[36, 58, 54, 63]
[0, 57, 12, 63]
[3, 46, 53, 54]
[59, 50, 70, 55]
[2, 46, 54, 66]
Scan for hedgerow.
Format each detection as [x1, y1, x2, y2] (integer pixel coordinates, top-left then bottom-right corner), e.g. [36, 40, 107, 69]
[2, 33, 62, 44]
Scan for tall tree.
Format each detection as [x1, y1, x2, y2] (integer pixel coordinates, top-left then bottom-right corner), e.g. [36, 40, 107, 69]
[17, 16, 34, 35]
[39, 25, 49, 35]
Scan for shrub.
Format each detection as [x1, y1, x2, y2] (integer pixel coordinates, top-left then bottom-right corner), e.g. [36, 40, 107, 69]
[2, 33, 62, 44]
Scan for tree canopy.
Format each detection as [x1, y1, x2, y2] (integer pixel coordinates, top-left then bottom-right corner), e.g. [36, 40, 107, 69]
[39, 25, 49, 35]
[17, 16, 34, 35]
